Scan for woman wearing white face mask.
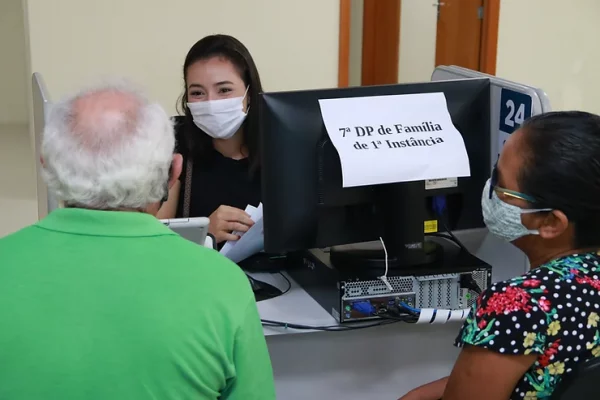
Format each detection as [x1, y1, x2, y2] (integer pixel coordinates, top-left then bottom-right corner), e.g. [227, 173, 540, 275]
[399, 112, 600, 400]
[158, 35, 263, 244]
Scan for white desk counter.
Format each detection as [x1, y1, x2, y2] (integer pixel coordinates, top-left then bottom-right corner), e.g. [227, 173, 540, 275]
[253, 272, 337, 336]
[252, 272, 460, 399]
[251, 231, 529, 399]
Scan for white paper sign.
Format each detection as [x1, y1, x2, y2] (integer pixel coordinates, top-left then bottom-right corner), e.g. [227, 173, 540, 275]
[318, 92, 471, 188]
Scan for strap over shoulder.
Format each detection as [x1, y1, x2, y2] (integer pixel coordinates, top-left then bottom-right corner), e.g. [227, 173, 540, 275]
[182, 156, 193, 218]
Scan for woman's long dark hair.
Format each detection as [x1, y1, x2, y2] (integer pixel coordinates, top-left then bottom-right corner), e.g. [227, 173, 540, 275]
[177, 34, 263, 174]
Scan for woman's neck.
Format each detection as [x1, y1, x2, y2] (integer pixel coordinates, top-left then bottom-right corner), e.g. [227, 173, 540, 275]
[212, 129, 247, 160]
[528, 247, 597, 269]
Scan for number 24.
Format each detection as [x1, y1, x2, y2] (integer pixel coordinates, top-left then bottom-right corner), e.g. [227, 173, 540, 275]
[504, 99, 525, 128]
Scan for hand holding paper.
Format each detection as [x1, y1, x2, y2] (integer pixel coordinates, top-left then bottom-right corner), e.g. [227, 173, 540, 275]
[209, 205, 255, 243]
[220, 203, 264, 264]
[318, 92, 471, 188]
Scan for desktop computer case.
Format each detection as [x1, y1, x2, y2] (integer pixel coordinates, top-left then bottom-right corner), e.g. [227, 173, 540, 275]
[289, 249, 492, 324]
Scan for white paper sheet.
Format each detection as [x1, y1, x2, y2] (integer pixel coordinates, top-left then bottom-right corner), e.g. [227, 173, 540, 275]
[318, 92, 471, 188]
[220, 203, 264, 264]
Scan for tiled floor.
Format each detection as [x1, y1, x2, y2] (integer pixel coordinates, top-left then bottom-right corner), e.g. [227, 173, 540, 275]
[0, 124, 38, 237]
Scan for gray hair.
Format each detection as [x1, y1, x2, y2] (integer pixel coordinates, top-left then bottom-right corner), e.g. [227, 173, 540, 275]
[41, 80, 175, 210]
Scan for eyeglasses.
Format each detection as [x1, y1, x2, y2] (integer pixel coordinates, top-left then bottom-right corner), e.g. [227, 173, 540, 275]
[490, 164, 537, 203]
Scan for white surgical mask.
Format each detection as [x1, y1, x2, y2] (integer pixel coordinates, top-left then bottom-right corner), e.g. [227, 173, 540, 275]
[187, 87, 249, 140]
[481, 179, 552, 242]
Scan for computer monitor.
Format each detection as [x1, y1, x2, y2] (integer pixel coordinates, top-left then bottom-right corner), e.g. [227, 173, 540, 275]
[260, 79, 491, 272]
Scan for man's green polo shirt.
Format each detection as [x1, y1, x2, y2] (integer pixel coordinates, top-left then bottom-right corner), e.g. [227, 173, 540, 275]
[0, 208, 275, 400]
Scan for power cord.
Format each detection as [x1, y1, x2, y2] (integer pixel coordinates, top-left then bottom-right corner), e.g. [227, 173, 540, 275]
[396, 302, 471, 324]
[246, 272, 292, 300]
[428, 232, 465, 250]
[351, 301, 420, 323]
[431, 195, 482, 296]
[431, 195, 469, 253]
[378, 237, 394, 292]
[262, 299, 422, 331]
[261, 318, 402, 331]
[278, 272, 292, 296]
[359, 299, 469, 325]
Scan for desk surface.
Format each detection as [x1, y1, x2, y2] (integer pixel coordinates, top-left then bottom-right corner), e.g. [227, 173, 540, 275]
[250, 272, 338, 336]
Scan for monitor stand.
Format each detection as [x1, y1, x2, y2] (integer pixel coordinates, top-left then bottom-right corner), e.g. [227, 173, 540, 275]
[330, 181, 444, 273]
[329, 239, 443, 273]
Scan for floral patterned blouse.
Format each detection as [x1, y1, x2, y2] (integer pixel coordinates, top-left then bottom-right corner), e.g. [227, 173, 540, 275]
[455, 251, 600, 400]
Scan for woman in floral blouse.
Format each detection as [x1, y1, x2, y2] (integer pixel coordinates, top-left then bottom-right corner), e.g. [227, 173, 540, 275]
[400, 111, 600, 400]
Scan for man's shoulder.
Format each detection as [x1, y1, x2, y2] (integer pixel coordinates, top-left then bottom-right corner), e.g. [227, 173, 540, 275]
[0, 224, 43, 248]
[168, 238, 252, 292]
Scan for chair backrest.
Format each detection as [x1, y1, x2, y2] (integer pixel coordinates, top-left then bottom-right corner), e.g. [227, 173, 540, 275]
[551, 357, 600, 399]
[32, 72, 60, 218]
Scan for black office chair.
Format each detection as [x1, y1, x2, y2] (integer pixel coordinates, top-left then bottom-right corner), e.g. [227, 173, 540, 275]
[550, 357, 600, 399]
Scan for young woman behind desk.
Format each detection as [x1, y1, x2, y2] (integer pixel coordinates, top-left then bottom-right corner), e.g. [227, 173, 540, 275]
[158, 35, 263, 244]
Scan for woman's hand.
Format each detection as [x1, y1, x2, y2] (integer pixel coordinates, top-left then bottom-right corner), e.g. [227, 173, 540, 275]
[209, 205, 254, 243]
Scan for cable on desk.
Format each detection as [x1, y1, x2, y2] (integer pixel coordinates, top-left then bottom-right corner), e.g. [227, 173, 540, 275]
[247, 273, 292, 301]
[431, 195, 470, 254]
[439, 218, 470, 254]
[261, 317, 408, 332]
[377, 312, 419, 323]
[398, 302, 420, 315]
[430, 196, 483, 296]
[428, 232, 464, 251]
[278, 272, 292, 296]
[378, 237, 394, 292]
[396, 302, 471, 324]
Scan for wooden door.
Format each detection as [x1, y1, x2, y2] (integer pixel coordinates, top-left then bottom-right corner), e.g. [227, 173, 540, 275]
[435, 0, 484, 70]
[361, 0, 401, 86]
[337, 0, 500, 87]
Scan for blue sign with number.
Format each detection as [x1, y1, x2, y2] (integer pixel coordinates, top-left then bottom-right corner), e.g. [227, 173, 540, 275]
[499, 89, 533, 134]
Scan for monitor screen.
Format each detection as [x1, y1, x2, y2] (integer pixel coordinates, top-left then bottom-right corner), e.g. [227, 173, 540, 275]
[260, 79, 491, 265]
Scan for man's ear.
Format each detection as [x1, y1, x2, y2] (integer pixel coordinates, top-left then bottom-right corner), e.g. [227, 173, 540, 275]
[168, 153, 183, 189]
[538, 210, 569, 240]
[40, 156, 45, 167]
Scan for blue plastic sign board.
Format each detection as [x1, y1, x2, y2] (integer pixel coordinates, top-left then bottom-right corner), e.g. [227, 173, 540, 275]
[497, 88, 533, 159]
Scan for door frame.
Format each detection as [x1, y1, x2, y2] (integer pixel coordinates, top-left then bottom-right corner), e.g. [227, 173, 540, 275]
[338, 0, 351, 87]
[338, 0, 501, 87]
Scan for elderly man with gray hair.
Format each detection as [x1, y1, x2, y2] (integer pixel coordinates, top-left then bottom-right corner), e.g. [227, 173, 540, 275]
[0, 81, 275, 400]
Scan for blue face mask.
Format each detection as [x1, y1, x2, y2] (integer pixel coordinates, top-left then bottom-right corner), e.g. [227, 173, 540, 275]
[481, 179, 552, 242]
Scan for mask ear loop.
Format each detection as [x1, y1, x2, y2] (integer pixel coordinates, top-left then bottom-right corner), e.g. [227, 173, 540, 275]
[518, 207, 554, 236]
[243, 86, 250, 114]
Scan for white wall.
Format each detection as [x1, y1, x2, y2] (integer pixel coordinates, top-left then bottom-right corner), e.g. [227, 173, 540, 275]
[21, 0, 341, 221]
[496, 0, 600, 113]
[398, 0, 437, 83]
[348, 0, 437, 86]
[23, 0, 340, 116]
[395, 0, 600, 112]
[0, 0, 28, 125]
[0, 124, 37, 237]
[0, 0, 36, 237]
